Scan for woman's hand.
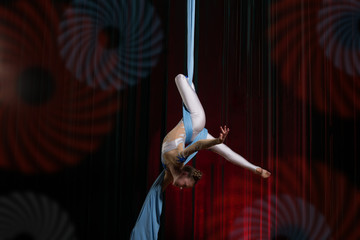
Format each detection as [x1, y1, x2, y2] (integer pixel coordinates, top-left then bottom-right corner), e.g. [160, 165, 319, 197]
[218, 125, 230, 143]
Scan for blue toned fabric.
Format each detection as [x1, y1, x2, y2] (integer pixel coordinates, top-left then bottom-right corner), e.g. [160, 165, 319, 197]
[183, 0, 195, 145]
[182, 127, 208, 166]
[182, 0, 208, 164]
[131, 0, 208, 239]
[130, 170, 165, 240]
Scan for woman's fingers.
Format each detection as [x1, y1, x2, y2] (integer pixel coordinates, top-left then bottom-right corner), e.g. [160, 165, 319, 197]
[219, 125, 230, 143]
[220, 125, 228, 133]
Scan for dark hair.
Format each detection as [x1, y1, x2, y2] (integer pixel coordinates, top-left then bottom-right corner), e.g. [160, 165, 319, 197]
[182, 165, 203, 184]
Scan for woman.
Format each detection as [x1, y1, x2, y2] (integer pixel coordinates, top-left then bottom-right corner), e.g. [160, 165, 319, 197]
[161, 74, 271, 191]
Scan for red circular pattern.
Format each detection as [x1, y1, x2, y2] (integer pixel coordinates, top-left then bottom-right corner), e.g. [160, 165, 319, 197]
[0, 0, 119, 174]
[206, 158, 360, 239]
[270, 0, 360, 117]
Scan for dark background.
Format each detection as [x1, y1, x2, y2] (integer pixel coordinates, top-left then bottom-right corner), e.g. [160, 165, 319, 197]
[0, 0, 359, 239]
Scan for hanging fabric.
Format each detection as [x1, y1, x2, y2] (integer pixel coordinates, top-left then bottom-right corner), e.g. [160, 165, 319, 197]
[130, 171, 165, 239]
[130, 0, 206, 239]
[182, 0, 208, 165]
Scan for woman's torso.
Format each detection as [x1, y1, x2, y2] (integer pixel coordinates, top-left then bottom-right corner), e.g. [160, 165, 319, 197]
[161, 121, 186, 165]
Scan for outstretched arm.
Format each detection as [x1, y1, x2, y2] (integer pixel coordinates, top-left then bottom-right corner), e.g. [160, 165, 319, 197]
[179, 126, 230, 158]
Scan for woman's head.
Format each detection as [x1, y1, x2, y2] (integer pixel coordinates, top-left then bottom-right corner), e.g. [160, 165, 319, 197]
[173, 165, 203, 189]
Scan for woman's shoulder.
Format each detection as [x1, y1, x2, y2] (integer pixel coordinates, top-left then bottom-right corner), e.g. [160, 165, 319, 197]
[163, 149, 178, 161]
[163, 151, 183, 167]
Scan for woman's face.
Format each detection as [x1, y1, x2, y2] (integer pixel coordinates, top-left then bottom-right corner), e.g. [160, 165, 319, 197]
[173, 172, 195, 189]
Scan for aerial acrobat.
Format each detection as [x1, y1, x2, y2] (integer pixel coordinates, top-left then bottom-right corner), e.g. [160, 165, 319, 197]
[161, 74, 271, 191]
[130, 74, 271, 240]
[130, 0, 270, 238]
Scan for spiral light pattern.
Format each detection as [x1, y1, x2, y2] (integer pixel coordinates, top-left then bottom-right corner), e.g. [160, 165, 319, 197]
[229, 194, 331, 240]
[0, 0, 119, 174]
[206, 159, 360, 239]
[317, 0, 360, 76]
[0, 192, 76, 240]
[270, 0, 360, 117]
[58, 0, 163, 90]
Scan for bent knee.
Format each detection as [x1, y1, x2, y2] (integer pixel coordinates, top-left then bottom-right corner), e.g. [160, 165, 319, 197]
[192, 113, 206, 133]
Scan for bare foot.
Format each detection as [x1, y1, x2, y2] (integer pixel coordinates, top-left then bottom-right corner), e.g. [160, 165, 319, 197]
[255, 167, 271, 178]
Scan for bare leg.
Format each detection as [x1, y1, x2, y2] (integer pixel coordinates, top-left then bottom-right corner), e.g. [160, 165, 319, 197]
[206, 133, 271, 178]
[175, 74, 205, 141]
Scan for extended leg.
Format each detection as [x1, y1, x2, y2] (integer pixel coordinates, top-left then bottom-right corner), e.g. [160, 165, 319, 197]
[206, 133, 271, 178]
[206, 133, 257, 171]
[175, 74, 205, 141]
